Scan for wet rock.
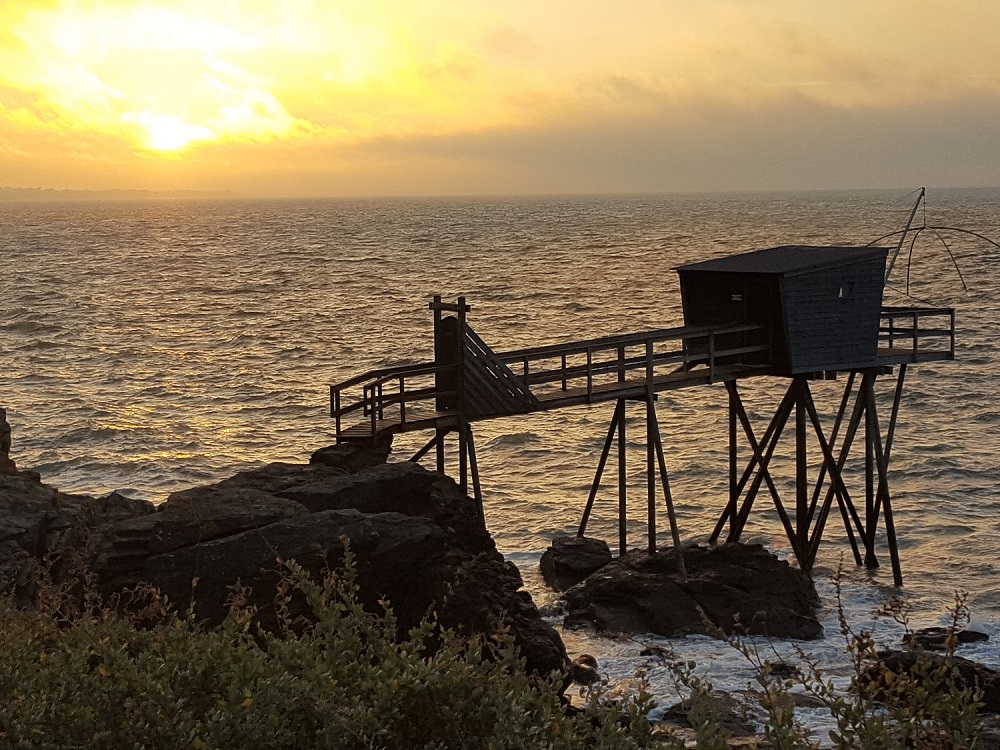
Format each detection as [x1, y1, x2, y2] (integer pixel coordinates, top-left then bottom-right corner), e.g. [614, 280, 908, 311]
[661, 689, 759, 737]
[875, 649, 1000, 713]
[540, 535, 613, 591]
[564, 543, 821, 640]
[903, 626, 989, 651]
[569, 653, 600, 685]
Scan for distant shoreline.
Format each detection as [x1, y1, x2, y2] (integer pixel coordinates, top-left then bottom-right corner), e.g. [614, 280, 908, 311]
[0, 186, 237, 203]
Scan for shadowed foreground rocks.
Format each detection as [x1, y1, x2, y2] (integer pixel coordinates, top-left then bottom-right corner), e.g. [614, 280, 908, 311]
[0, 443, 567, 678]
[561, 543, 822, 640]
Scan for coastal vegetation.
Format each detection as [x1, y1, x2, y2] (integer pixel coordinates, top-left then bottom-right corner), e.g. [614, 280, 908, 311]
[0, 552, 988, 750]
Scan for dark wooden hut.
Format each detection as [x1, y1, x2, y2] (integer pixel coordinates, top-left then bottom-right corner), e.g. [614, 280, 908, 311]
[676, 245, 888, 375]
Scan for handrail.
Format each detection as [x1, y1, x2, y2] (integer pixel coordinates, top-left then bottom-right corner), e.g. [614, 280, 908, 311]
[879, 306, 955, 359]
[496, 322, 762, 361]
[331, 322, 769, 440]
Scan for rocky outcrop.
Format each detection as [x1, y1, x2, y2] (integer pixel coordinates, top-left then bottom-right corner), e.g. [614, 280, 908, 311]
[903, 626, 989, 651]
[0, 443, 567, 678]
[876, 649, 1000, 714]
[563, 543, 822, 640]
[540, 535, 613, 591]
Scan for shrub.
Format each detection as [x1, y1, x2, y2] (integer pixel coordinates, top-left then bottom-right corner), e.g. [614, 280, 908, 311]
[0, 552, 657, 750]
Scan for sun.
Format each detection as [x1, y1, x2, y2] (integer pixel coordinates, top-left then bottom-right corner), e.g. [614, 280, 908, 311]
[122, 112, 214, 153]
[10, 3, 301, 154]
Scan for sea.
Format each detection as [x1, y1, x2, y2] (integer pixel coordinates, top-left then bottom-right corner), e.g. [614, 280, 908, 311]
[1, 188, 998, 736]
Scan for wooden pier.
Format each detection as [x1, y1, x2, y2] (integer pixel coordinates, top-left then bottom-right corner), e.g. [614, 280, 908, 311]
[330, 246, 955, 585]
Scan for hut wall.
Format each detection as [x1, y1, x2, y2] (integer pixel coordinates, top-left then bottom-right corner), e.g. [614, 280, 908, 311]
[780, 255, 885, 373]
[679, 271, 782, 368]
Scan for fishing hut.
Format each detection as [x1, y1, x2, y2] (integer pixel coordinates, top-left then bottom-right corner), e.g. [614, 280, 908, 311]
[329, 244, 955, 585]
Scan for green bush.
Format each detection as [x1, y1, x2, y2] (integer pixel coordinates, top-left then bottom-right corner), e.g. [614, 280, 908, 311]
[0, 555, 986, 750]
[0, 553, 657, 750]
[647, 569, 986, 750]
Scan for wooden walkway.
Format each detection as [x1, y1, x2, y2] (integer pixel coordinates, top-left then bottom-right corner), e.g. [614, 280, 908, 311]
[329, 297, 955, 584]
[330, 304, 953, 443]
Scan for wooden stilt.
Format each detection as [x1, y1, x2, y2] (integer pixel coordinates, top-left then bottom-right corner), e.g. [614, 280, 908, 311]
[800, 379, 873, 570]
[807, 374, 870, 565]
[718, 382, 797, 543]
[874, 364, 907, 520]
[579, 401, 623, 536]
[466, 425, 484, 521]
[645, 341, 657, 554]
[864, 374, 878, 568]
[435, 428, 446, 474]
[646, 397, 657, 554]
[805, 372, 860, 563]
[715, 382, 786, 542]
[726, 381, 739, 540]
[458, 420, 468, 495]
[795, 378, 809, 559]
[711, 383, 791, 542]
[617, 399, 627, 555]
[865, 382, 903, 586]
[650, 405, 687, 580]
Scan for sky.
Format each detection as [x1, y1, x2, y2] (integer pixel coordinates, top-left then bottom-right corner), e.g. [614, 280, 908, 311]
[1, 0, 998, 197]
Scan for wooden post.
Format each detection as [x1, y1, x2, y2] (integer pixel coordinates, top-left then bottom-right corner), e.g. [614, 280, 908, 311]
[618, 399, 627, 556]
[436, 428, 446, 474]
[806, 372, 874, 566]
[727, 380, 738, 539]
[466, 425, 484, 521]
[710, 381, 796, 544]
[864, 374, 878, 568]
[795, 378, 809, 558]
[579, 401, 622, 536]
[865, 381, 903, 586]
[646, 341, 657, 554]
[649, 405, 687, 581]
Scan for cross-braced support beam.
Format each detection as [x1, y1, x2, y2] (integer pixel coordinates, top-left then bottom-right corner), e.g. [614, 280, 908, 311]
[410, 424, 484, 521]
[710, 369, 907, 585]
[578, 398, 687, 579]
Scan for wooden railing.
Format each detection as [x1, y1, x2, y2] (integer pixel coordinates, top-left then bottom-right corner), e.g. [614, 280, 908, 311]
[879, 306, 955, 360]
[330, 322, 769, 440]
[330, 362, 455, 439]
[496, 322, 769, 399]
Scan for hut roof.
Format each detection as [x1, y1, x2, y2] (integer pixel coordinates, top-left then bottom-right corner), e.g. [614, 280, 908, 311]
[676, 245, 887, 276]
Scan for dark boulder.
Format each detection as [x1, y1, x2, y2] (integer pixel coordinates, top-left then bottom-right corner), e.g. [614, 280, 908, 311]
[89, 447, 566, 678]
[564, 543, 821, 640]
[540, 535, 612, 591]
[0, 438, 570, 679]
[876, 649, 1000, 714]
[903, 626, 989, 651]
[310, 440, 391, 471]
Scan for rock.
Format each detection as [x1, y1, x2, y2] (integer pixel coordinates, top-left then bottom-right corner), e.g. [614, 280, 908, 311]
[903, 626, 989, 651]
[564, 544, 821, 640]
[875, 649, 1000, 713]
[310, 440, 391, 471]
[0, 475, 95, 583]
[275, 462, 493, 555]
[569, 653, 600, 685]
[661, 689, 760, 737]
[93, 486, 309, 578]
[0, 442, 569, 679]
[120, 509, 442, 627]
[433, 551, 568, 677]
[0, 408, 15, 476]
[540, 535, 613, 591]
